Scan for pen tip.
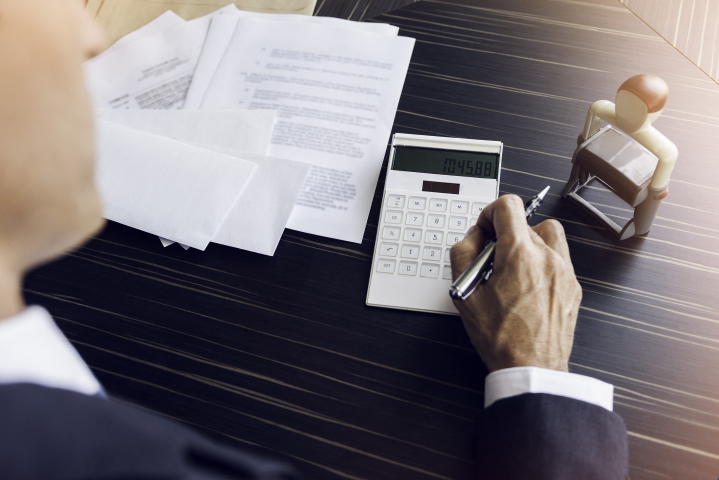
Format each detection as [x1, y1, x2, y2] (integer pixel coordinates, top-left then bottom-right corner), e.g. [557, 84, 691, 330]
[539, 185, 550, 198]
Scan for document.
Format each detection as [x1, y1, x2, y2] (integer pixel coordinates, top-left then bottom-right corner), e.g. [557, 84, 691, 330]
[200, 19, 415, 242]
[94, 109, 276, 155]
[183, 13, 399, 109]
[90, 0, 317, 45]
[85, 5, 238, 110]
[95, 121, 257, 250]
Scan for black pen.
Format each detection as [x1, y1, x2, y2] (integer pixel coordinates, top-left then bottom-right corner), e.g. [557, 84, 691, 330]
[449, 186, 551, 300]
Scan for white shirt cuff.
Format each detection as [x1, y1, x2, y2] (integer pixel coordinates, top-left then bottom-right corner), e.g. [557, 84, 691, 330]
[484, 366, 614, 412]
[0, 306, 102, 395]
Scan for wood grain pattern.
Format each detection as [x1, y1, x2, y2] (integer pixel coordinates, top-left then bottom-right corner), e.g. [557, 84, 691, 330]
[26, 0, 719, 479]
[619, 0, 719, 82]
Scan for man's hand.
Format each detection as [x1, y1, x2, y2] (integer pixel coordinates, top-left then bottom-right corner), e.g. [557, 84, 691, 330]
[450, 195, 582, 373]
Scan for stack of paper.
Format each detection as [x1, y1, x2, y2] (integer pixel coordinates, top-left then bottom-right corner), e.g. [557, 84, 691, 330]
[86, 5, 414, 254]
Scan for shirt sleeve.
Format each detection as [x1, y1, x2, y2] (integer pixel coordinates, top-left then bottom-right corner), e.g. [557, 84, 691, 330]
[0, 306, 102, 396]
[484, 366, 614, 411]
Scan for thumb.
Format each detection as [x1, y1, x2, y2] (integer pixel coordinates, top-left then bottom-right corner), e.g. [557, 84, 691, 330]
[450, 225, 484, 280]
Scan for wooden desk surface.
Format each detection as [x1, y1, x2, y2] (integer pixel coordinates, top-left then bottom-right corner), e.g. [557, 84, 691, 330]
[26, 0, 719, 478]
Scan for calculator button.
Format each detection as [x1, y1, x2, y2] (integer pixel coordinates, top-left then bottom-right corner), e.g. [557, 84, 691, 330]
[472, 203, 486, 215]
[401, 244, 420, 259]
[451, 201, 469, 214]
[442, 265, 452, 280]
[445, 249, 451, 262]
[376, 259, 396, 273]
[386, 194, 406, 208]
[382, 226, 401, 240]
[448, 216, 468, 231]
[421, 263, 440, 279]
[423, 246, 442, 260]
[398, 261, 418, 276]
[405, 212, 424, 226]
[404, 228, 422, 242]
[408, 196, 427, 210]
[446, 233, 463, 246]
[384, 210, 403, 224]
[379, 243, 398, 257]
[425, 230, 444, 244]
[429, 198, 447, 212]
[470, 217, 478, 226]
[427, 214, 446, 228]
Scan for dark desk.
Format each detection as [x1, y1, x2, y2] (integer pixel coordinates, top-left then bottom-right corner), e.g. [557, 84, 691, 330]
[26, 0, 719, 478]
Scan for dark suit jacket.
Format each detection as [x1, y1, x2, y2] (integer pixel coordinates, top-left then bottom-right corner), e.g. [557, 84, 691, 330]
[0, 383, 299, 480]
[0, 384, 628, 479]
[476, 393, 629, 479]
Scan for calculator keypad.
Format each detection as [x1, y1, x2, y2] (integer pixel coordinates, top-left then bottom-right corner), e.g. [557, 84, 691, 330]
[448, 216, 467, 231]
[406, 212, 424, 226]
[377, 259, 396, 273]
[398, 261, 418, 276]
[401, 244, 420, 259]
[380, 243, 398, 257]
[429, 198, 447, 212]
[382, 226, 401, 240]
[404, 228, 422, 242]
[385, 210, 403, 224]
[427, 214, 446, 228]
[425, 230, 443, 244]
[387, 195, 406, 208]
[450, 200, 469, 214]
[375, 192, 489, 280]
[423, 246, 442, 260]
[408, 196, 426, 210]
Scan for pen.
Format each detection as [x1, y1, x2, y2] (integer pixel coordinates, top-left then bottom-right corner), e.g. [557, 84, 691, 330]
[449, 186, 551, 300]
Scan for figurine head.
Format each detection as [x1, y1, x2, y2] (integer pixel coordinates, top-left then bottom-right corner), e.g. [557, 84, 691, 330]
[615, 75, 669, 134]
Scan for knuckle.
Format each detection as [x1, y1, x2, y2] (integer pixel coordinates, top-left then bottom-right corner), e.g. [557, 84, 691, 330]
[546, 249, 565, 270]
[545, 219, 564, 234]
[497, 194, 524, 211]
[509, 239, 534, 263]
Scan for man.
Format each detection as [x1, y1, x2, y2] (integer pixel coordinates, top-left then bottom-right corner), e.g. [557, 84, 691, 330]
[0, 0, 628, 478]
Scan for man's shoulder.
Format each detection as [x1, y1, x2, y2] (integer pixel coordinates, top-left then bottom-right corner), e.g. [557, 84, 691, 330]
[0, 383, 300, 480]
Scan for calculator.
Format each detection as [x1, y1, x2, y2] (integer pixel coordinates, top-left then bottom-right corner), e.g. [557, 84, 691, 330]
[366, 133, 503, 315]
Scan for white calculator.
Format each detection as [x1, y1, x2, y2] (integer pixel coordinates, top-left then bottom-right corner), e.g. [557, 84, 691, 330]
[367, 133, 503, 315]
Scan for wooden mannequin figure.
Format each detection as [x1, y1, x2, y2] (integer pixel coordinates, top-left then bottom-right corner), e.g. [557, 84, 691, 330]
[562, 75, 678, 239]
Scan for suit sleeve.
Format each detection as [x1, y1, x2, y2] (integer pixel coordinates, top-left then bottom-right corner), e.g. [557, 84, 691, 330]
[476, 393, 629, 480]
[0, 383, 300, 480]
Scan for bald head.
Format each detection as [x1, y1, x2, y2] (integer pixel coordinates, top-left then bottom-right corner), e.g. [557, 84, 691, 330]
[0, 0, 106, 274]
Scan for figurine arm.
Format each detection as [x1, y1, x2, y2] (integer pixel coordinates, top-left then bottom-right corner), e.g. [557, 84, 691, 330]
[633, 128, 678, 189]
[581, 100, 616, 141]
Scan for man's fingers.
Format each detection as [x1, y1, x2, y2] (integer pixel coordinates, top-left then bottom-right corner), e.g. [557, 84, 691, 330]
[477, 195, 532, 246]
[450, 225, 484, 280]
[532, 219, 573, 266]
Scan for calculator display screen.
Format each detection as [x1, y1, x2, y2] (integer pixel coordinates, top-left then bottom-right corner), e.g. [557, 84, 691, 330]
[392, 146, 499, 179]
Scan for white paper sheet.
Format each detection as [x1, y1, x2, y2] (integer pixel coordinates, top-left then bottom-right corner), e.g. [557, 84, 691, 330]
[95, 121, 257, 250]
[85, 4, 238, 110]
[97, 111, 309, 255]
[200, 19, 415, 242]
[94, 109, 276, 155]
[103, 11, 186, 55]
[188, 145, 311, 255]
[183, 13, 399, 109]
